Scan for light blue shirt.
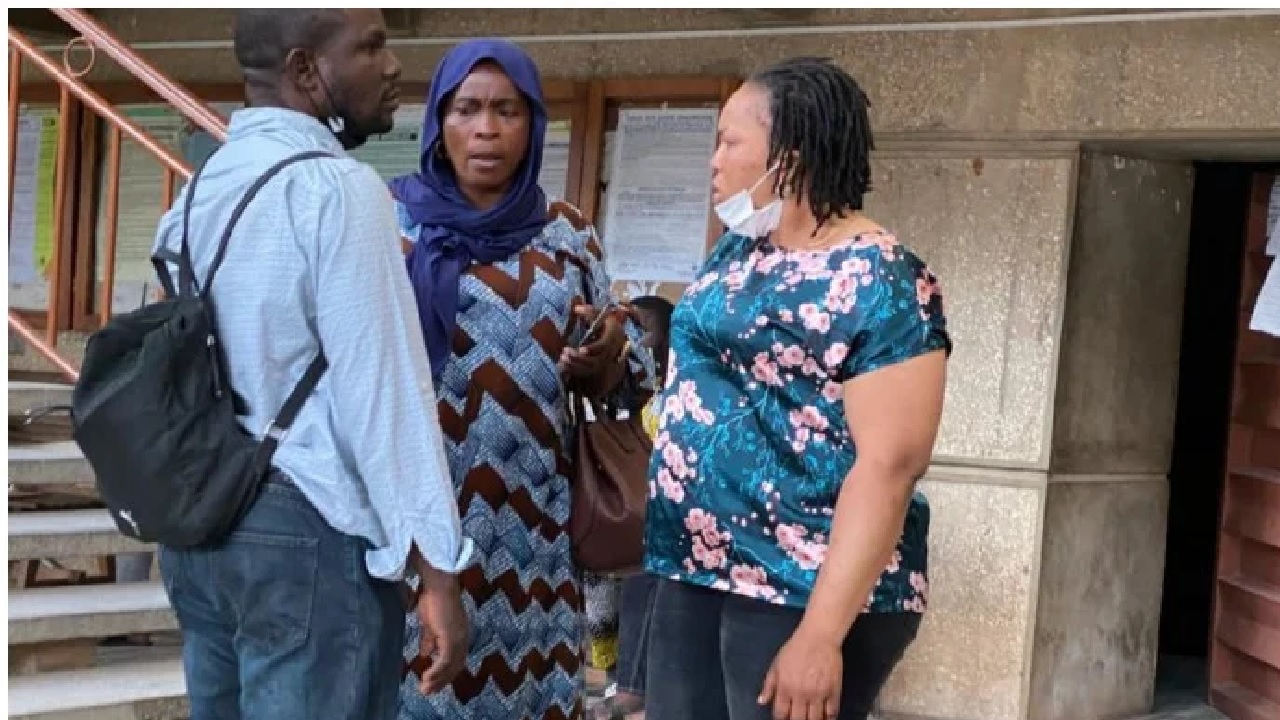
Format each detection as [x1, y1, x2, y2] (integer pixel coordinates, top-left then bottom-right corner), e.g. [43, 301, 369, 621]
[153, 107, 472, 581]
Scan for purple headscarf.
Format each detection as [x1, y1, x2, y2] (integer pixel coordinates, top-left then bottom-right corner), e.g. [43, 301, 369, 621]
[388, 39, 548, 380]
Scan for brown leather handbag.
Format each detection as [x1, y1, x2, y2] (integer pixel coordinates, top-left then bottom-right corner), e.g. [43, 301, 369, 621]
[570, 396, 652, 574]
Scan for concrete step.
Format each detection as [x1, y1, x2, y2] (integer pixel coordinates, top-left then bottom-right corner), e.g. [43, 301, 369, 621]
[8, 658, 187, 720]
[9, 582, 175, 644]
[9, 441, 94, 487]
[9, 380, 74, 413]
[9, 510, 152, 560]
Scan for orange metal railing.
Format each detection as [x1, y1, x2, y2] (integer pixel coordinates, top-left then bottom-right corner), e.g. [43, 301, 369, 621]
[7, 9, 230, 382]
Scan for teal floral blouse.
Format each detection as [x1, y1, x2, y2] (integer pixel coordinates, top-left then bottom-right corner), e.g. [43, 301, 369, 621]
[643, 230, 950, 612]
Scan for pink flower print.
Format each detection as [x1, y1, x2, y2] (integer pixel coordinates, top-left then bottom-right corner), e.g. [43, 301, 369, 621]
[829, 273, 857, 302]
[909, 572, 929, 596]
[822, 380, 843, 403]
[903, 596, 927, 613]
[662, 442, 684, 470]
[778, 308, 794, 323]
[704, 548, 728, 570]
[775, 523, 808, 552]
[683, 558, 697, 574]
[823, 342, 850, 370]
[729, 564, 778, 600]
[801, 357, 822, 377]
[783, 270, 804, 286]
[691, 408, 715, 425]
[825, 292, 855, 315]
[657, 468, 685, 502]
[916, 276, 933, 307]
[684, 508, 715, 533]
[791, 426, 811, 454]
[792, 540, 827, 571]
[800, 405, 828, 431]
[757, 252, 783, 274]
[779, 345, 806, 369]
[799, 303, 832, 333]
[648, 480, 657, 499]
[663, 394, 685, 423]
[796, 253, 829, 277]
[678, 381, 699, 408]
[841, 257, 871, 276]
[724, 270, 747, 292]
[751, 353, 784, 387]
[761, 481, 774, 494]
[655, 431, 670, 450]
[711, 579, 731, 592]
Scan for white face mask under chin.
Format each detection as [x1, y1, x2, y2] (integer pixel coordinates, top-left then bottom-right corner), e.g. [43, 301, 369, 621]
[714, 165, 782, 239]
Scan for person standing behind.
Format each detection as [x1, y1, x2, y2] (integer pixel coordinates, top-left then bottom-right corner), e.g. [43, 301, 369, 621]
[152, 10, 472, 720]
[594, 294, 675, 720]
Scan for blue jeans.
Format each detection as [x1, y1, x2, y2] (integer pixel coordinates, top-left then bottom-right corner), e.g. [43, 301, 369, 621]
[158, 474, 405, 720]
[645, 578, 920, 720]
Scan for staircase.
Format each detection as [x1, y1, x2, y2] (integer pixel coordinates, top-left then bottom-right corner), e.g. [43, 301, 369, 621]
[8, 9, 227, 718]
[8, 381, 188, 720]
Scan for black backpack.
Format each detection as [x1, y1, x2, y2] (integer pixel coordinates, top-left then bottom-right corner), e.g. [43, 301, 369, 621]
[72, 150, 330, 548]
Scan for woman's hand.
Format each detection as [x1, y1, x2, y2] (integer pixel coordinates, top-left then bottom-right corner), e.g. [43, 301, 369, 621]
[759, 626, 843, 720]
[559, 304, 629, 396]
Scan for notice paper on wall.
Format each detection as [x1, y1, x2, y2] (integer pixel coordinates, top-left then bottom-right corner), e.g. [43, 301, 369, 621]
[602, 108, 717, 284]
[1265, 176, 1280, 256]
[540, 120, 572, 203]
[9, 109, 59, 310]
[1250, 261, 1280, 337]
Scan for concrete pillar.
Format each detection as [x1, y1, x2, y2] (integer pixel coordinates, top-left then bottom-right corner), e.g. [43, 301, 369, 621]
[865, 143, 1080, 720]
[1029, 153, 1193, 720]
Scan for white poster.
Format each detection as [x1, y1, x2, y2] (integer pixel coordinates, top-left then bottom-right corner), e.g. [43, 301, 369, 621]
[539, 120, 572, 202]
[602, 108, 717, 284]
[9, 109, 58, 310]
[1250, 260, 1280, 338]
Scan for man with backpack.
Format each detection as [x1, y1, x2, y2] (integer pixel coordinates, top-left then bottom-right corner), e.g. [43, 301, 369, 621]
[75, 10, 473, 719]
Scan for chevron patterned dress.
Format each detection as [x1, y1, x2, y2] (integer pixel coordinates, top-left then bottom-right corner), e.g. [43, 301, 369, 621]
[397, 209, 649, 720]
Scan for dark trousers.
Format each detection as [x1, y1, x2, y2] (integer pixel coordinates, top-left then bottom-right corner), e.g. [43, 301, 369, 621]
[158, 475, 406, 720]
[616, 572, 659, 696]
[645, 578, 920, 720]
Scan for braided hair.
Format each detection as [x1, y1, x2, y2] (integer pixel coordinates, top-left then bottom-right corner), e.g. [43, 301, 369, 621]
[748, 57, 875, 228]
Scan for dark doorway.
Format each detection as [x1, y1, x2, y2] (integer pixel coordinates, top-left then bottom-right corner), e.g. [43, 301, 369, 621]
[1156, 164, 1255, 708]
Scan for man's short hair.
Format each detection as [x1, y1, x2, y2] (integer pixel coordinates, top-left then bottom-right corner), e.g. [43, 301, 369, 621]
[233, 9, 345, 74]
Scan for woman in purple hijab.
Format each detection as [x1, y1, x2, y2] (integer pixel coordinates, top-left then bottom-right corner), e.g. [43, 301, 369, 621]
[389, 40, 655, 720]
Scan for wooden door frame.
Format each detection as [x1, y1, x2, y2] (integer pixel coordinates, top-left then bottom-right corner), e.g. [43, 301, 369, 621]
[1209, 170, 1280, 718]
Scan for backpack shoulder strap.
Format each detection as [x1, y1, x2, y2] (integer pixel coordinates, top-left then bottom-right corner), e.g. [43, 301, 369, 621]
[202, 149, 332, 293]
[247, 351, 328, 481]
[166, 149, 215, 298]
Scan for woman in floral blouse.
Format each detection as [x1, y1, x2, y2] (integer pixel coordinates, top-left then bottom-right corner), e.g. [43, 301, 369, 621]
[643, 57, 951, 720]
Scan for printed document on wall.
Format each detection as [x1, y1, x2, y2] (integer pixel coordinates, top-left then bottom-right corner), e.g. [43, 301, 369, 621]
[540, 120, 572, 202]
[9, 109, 58, 310]
[1250, 259, 1280, 338]
[602, 108, 717, 284]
